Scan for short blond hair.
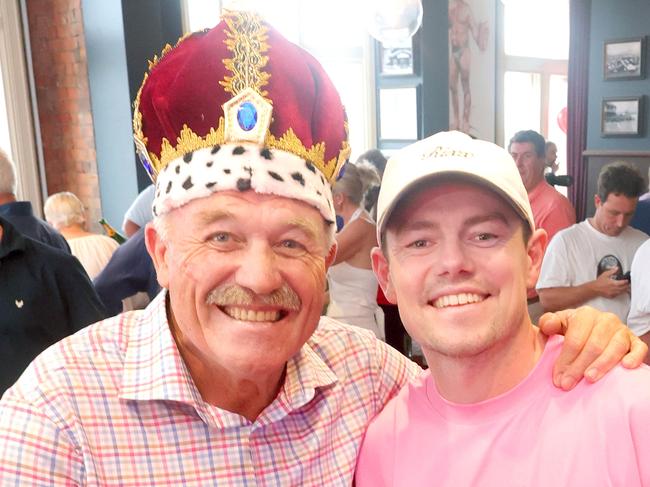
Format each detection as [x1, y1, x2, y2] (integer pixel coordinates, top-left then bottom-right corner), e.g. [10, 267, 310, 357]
[44, 192, 86, 228]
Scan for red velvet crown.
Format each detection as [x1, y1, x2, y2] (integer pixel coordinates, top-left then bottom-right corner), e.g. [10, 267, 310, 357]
[133, 10, 350, 184]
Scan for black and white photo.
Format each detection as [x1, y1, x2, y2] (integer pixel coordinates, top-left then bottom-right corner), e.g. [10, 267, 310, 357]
[601, 96, 644, 137]
[604, 37, 646, 80]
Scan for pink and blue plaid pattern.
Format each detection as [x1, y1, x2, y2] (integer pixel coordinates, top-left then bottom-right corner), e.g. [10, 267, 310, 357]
[0, 292, 417, 485]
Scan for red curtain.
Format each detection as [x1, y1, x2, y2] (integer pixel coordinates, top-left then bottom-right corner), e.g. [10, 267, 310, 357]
[567, 0, 591, 221]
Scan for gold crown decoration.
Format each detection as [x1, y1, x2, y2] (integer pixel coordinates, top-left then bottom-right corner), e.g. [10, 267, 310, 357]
[132, 9, 351, 185]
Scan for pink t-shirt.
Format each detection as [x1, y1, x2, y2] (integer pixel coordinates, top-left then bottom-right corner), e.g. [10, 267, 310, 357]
[355, 335, 650, 486]
[528, 180, 576, 243]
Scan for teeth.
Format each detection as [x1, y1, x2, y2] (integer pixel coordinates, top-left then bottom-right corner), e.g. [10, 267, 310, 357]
[434, 293, 484, 309]
[224, 307, 280, 322]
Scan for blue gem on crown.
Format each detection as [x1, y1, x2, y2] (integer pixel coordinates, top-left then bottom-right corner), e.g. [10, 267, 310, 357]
[237, 101, 258, 132]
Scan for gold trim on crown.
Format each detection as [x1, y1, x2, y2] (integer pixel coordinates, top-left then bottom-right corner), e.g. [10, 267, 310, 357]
[132, 10, 350, 184]
[219, 10, 270, 99]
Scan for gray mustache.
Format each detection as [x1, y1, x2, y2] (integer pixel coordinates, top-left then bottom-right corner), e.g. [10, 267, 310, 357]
[206, 284, 301, 311]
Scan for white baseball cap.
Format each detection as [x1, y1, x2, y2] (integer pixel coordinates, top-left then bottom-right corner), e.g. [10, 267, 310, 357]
[376, 131, 535, 241]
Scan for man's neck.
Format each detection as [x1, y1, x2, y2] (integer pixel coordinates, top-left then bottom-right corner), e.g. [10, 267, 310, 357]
[167, 303, 285, 422]
[424, 322, 547, 404]
[525, 175, 545, 194]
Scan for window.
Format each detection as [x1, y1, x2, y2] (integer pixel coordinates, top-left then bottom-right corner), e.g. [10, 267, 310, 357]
[498, 0, 569, 180]
[0, 59, 12, 155]
[183, 0, 374, 161]
[0, 1, 42, 206]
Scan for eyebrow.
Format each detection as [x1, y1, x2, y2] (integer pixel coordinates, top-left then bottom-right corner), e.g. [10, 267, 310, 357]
[286, 216, 322, 241]
[195, 209, 323, 241]
[196, 209, 235, 227]
[397, 211, 511, 234]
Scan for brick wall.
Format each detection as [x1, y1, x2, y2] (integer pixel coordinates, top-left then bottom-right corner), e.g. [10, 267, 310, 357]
[25, 0, 102, 231]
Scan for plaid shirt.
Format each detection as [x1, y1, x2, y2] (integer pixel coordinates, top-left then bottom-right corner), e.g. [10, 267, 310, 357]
[0, 292, 418, 486]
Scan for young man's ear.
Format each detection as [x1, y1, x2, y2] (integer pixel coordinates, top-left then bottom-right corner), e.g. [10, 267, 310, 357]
[371, 246, 397, 304]
[526, 228, 548, 289]
[144, 223, 170, 289]
[594, 194, 602, 209]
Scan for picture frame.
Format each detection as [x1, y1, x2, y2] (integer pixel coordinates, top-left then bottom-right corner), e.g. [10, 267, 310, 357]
[379, 38, 414, 76]
[603, 37, 646, 80]
[601, 96, 644, 137]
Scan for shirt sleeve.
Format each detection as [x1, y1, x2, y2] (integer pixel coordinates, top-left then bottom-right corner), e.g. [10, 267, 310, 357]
[538, 198, 576, 244]
[122, 185, 155, 229]
[628, 242, 650, 336]
[371, 338, 420, 416]
[0, 392, 84, 484]
[536, 232, 573, 290]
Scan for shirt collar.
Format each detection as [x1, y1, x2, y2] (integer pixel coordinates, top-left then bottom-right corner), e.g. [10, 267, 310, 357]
[0, 201, 34, 217]
[119, 291, 201, 404]
[0, 216, 27, 260]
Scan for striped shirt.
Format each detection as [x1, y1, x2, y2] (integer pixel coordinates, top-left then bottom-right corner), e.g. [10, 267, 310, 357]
[0, 292, 418, 486]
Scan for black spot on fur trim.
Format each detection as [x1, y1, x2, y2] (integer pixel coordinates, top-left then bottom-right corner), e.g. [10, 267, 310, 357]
[174, 164, 180, 174]
[206, 181, 217, 188]
[223, 168, 231, 174]
[316, 190, 321, 196]
[260, 147, 273, 160]
[232, 146, 246, 155]
[206, 160, 214, 168]
[291, 172, 305, 186]
[268, 171, 284, 182]
[211, 145, 221, 154]
[166, 181, 172, 194]
[237, 178, 252, 191]
[305, 160, 316, 173]
[183, 151, 193, 163]
[243, 166, 253, 177]
[320, 174, 325, 185]
[182, 176, 193, 190]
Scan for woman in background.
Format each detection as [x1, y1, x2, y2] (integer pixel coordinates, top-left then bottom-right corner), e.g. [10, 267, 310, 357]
[44, 192, 119, 279]
[326, 163, 384, 339]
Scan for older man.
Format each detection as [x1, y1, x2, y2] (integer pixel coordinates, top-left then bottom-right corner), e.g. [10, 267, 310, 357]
[509, 130, 575, 242]
[0, 216, 106, 394]
[356, 131, 650, 486]
[0, 147, 70, 253]
[0, 11, 645, 485]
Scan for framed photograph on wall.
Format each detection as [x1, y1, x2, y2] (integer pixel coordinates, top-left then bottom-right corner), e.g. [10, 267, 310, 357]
[601, 96, 644, 137]
[379, 38, 414, 76]
[603, 37, 646, 80]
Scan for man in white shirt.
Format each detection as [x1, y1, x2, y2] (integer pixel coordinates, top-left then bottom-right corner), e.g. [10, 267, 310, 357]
[538, 162, 648, 321]
[628, 239, 650, 362]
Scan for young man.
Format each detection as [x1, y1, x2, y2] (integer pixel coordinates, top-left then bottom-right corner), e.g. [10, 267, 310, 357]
[0, 12, 645, 486]
[537, 162, 648, 321]
[355, 131, 650, 486]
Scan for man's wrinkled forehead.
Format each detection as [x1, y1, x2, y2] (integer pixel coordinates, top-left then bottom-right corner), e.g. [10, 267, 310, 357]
[384, 174, 527, 241]
[177, 190, 332, 241]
